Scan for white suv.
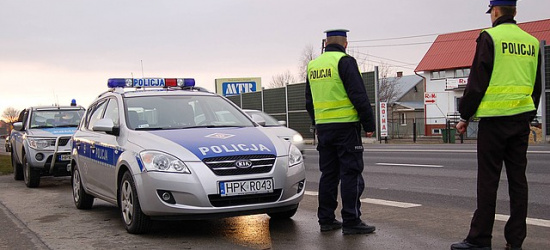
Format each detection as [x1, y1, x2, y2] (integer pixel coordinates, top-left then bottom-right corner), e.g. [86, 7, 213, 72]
[10, 106, 85, 188]
[70, 78, 305, 234]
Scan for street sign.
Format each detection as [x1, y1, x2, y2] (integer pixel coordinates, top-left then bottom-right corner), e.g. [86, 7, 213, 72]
[380, 102, 388, 137]
[424, 93, 437, 104]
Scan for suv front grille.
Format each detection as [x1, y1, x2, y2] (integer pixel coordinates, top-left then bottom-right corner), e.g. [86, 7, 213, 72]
[202, 154, 276, 176]
[50, 138, 70, 146]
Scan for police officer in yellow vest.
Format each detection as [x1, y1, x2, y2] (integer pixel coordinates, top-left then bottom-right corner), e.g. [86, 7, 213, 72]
[452, 1, 542, 249]
[305, 29, 376, 235]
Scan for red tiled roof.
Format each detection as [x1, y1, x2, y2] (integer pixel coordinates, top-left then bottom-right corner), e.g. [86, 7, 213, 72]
[415, 18, 550, 72]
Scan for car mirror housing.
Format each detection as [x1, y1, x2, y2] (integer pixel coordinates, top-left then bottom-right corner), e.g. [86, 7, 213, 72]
[251, 114, 266, 126]
[13, 122, 23, 131]
[93, 118, 115, 133]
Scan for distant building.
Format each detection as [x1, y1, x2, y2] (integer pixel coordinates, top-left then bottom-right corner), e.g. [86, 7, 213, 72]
[382, 73, 424, 138]
[415, 18, 550, 136]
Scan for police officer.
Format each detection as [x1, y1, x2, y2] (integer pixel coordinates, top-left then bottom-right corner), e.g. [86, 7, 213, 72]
[451, 1, 542, 249]
[305, 29, 376, 235]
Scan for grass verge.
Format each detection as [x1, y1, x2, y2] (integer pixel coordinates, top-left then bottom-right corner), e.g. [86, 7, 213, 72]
[0, 155, 12, 175]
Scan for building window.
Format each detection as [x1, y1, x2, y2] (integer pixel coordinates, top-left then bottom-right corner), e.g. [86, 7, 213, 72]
[400, 113, 407, 125]
[454, 68, 471, 78]
[432, 128, 441, 134]
[431, 70, 446, 79]
[455, 69, 464, 78]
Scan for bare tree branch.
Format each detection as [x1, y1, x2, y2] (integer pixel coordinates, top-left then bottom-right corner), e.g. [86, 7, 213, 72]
[378, 63, 399, 103]
[268, 70, 295, 88]
[298, 44, 318, 82]
[2, 107, 20, 123]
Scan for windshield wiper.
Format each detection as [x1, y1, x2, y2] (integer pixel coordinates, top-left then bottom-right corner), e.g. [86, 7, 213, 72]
[134, 127, 167, 131]
[183, 125, 245, 129]
[54, 125, 78, 128]
[31, 125, 55, 129]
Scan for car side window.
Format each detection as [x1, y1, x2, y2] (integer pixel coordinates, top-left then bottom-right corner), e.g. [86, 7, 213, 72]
[17, 109, 28, 129]
[86, 99, 108, 130]
[103, 98, 120, 127]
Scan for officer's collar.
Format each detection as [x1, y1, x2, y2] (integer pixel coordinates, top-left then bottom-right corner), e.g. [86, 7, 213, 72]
[493, 15, 516, 27]
[324, 43, 346, 53]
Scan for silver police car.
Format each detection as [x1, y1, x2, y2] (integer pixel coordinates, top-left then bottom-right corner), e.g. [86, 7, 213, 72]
[71, 78, 305, 234]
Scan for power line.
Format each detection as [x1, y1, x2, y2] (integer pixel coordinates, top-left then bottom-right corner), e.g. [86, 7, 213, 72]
[351, 51, 416, 65]
[349, 33, 440, 43]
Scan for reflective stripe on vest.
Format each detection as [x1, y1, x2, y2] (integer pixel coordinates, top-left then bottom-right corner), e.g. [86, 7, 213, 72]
[475, 24, 539, 118]
[307, 51, 359, 124]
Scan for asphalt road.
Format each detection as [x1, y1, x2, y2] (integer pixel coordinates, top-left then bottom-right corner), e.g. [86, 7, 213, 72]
[0, 142, 549, 249]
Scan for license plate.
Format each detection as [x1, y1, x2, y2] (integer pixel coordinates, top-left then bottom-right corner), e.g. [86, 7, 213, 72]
[59, 154, 71, 161]
[219, 178, 273, 197]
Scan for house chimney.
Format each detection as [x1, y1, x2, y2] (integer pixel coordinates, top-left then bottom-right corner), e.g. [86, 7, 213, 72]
[397, 71, 403, 77]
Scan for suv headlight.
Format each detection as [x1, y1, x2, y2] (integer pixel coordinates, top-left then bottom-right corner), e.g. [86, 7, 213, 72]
[139, 151, 191, 174]
[292, 133, 303, 144]
[28, 138, 52, 149]
[288, 144, 303, 168]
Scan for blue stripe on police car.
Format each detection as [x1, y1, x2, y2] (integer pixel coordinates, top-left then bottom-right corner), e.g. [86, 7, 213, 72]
[149, 127, 276, 160]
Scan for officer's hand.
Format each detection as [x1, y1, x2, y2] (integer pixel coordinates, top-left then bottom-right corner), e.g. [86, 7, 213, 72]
[456, 121, 468, 135]
[365, 132, 374, 138]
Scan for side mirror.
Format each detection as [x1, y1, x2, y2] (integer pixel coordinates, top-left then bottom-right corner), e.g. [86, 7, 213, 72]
[92, 118, 119, 136]
[13, 122, 23, 131]
[277, 120, 287, 126]
[251, 114, 266, 126]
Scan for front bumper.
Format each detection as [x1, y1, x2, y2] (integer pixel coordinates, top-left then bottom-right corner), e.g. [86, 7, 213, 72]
[26, 136, 72, 176]
[134, 159, 306, 218]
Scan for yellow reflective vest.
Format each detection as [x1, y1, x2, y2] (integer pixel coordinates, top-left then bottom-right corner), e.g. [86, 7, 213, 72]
[475, 24, 539, 118]
[307, 51, 359, 124]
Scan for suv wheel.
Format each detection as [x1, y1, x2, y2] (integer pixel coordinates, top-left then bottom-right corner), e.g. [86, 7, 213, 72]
[72, 165, 94, 209]
[120, 171, 151, 234]
[23, 155, 40, 188]
[11, 152, 23, 181]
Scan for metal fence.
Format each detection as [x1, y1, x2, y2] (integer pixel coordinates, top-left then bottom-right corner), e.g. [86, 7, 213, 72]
[226, 72, 376, 139]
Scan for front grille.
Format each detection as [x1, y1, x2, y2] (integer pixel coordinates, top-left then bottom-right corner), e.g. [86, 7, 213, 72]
[203, 154, 276, 176]
[208, 189, 282, 207]
[48, 138, 70, 146]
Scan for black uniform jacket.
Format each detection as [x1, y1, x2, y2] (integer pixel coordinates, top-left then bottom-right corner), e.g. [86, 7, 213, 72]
[459, 15, 542, 121]
[305, 43, 375, 133]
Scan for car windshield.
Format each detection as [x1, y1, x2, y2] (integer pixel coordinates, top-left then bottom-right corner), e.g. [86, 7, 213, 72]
[124, 95, 255, 130]
[30, 109, 85, 129]
[247, 111, 282, 127]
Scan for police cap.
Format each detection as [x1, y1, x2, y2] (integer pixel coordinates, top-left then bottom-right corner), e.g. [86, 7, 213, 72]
[486, 0, 517, 13]
[324, 29, 349, 38]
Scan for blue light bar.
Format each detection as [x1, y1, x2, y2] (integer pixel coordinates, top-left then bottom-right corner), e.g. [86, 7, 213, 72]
[183, 78, 195, 87]
[107, 78, 195, 88]
[108, 78, 133, 88]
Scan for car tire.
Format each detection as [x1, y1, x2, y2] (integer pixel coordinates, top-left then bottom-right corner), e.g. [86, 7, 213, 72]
[72, 165, 94, 209]
[119, 171, 151, 234]
[23, 155, 40, 188]
[267, 206, 298, 219]
[11, 152, 23, 181]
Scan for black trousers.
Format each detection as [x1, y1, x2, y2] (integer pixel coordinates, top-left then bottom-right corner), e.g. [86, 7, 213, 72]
[316, 123, 365, 227]
[466, 117, 530, 247]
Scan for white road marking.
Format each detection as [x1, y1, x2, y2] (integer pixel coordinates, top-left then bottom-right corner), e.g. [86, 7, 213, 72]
[304, 191, 421, 208]
[304, 148, 550, 154]
[360, 198, 422, 208]
[495, 214, 550, 228]
[376, 163, 443, 168]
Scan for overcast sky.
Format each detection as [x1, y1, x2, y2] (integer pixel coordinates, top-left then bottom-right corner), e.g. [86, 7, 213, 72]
[1, 0, 549, 116]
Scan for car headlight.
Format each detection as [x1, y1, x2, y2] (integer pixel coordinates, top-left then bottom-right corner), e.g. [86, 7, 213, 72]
[139, 151, 191, 174]
[28, 138, 52, 149]
[292, 133, 303, 144]
[288, 144, 303, 167]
